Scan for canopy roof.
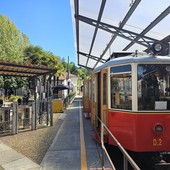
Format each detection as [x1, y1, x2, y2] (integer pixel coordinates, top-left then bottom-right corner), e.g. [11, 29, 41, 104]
[70, 0, 170, 69]
[53, 84, 70, 92]
[0, 60, 58, 77]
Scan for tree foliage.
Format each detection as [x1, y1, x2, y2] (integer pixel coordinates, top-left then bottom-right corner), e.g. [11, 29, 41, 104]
[61, 57, 91, 79]
[0, 15, 90, 93]
[23, 45, 65, 78]
[78, 67, 91, 79]
[0, 15, 30, 62]
[0, 15, 30, 91]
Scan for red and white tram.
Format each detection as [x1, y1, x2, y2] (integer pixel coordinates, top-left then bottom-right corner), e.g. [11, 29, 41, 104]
[83, 43, 170, 168]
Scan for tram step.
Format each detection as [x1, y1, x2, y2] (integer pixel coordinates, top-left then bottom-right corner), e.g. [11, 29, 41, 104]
[155, 163, 170, 170]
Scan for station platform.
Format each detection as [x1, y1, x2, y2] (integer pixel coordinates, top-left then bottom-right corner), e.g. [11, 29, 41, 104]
[0, 96, 111, 170]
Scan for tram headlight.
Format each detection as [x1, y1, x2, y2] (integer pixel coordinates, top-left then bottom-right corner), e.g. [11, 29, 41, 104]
[151, 42, 163, 54]
[153, 123, 164, 135]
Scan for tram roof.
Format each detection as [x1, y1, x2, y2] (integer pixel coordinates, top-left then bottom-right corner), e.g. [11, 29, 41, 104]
[93, 54, 170, 72]
[70, 0, 170, 70]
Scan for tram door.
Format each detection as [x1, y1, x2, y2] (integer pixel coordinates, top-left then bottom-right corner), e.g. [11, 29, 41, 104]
[100, 69, 108, 131]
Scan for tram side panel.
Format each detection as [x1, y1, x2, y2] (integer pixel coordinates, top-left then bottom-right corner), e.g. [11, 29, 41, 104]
[108, 110, 136, 150]
[108, 110, 170, 152]
[135, 113, 170, 152]
[90, 74, 98, 127]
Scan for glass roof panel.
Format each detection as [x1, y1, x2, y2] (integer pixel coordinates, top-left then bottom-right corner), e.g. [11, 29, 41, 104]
[110, 37, 132, 51]
[79, 0, 101, 20]
[102, 51, 111, 60]
[70, 0, 170, 69]
[95, 62, 103, 68]
[146, 15, 170, 40]
[124, 1, 170, 33]
[101, 0, 130, 26]
[87, 58, 98, 68]
[91, 29, 112, 57]
[79, 55, 88, 65]
[79, 22, 95, 52]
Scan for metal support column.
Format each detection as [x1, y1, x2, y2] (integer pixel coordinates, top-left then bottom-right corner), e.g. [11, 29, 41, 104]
[12, 102, 18, 134]
[49, 97, 53, 126]
[31, 102, 36, 130]
[47, 82, 49, 126]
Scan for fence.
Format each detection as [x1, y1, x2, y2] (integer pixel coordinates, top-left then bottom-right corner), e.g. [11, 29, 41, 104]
[0, 98, 53, 135]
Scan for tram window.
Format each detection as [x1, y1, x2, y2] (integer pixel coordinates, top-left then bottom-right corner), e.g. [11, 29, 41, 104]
[110, 72, 132, 110]
[138, 64, 170, 110]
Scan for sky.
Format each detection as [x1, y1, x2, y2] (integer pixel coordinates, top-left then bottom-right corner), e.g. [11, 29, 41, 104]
[0, 0, 76, 63]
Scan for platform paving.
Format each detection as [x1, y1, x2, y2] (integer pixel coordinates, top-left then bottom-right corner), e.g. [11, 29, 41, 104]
[0, 96, 111, 170]
[41, 96, 111, 170]
[0, 142, 41, 170]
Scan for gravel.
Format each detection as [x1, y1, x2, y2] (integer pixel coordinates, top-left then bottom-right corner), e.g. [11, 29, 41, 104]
[0, 113, 64, 164]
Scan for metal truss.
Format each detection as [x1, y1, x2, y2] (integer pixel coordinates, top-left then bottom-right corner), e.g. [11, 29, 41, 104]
[73, 0, 170, 69]
[77, 15, 160, 48]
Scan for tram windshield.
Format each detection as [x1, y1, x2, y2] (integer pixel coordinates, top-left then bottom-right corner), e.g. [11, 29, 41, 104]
[138, 64, 170, 110]
[110, 65, 132, 110]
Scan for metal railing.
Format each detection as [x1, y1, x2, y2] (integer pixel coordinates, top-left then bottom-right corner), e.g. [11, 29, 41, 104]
[96, 116, 141, 170]
[63, 93, 76, 110]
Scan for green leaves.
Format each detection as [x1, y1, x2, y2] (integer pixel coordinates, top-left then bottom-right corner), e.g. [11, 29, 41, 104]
[0, 15, 30, 62]
[0, 15, 91, 92]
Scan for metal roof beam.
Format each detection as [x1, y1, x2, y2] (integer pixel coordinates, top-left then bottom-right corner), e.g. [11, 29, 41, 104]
[74, 0, 80, 65]
[78, 63, 93, 70]
[123, 5, 170, 51]
[78, 51, 106, 63]
[85, 0, 106, 66]
[77, 15, 158, 47]
[93, 0, 141, 68]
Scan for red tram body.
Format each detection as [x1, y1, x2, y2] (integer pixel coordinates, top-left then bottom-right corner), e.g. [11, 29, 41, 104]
[83, 47, 170, 166]
[108, 110, 170, 152]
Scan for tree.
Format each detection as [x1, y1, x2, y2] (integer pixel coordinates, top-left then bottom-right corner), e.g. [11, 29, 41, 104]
[61, 57, 91, 79]
[23, 45, 45, 65]
[0, 15, 30, 62]
[23, 45, 65, 86]
[60, 58, 68, 71]
[70, 62, 78, 75]
[78, 67, 91, 80]
[23, 45, 62, 68]
[0, 15, 30, 91]
[2, 76, 28, 96]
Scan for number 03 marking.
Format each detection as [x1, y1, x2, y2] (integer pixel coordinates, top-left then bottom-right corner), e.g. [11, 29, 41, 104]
[153, 139, 162, 146]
